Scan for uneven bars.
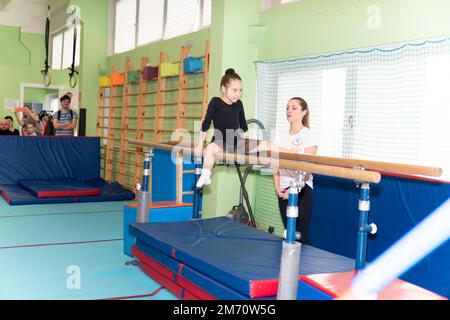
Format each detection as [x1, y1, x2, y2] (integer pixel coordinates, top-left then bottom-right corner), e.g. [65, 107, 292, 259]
[128, 139, 381, 184]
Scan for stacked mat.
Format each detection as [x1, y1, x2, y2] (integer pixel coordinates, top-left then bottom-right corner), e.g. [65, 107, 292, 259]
[0, 136, 135, 205]
[129, 217, 356, 300]
[1, 178, 135, 205]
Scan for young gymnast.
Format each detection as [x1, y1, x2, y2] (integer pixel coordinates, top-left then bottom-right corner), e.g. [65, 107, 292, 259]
[195, 68, 248, 188]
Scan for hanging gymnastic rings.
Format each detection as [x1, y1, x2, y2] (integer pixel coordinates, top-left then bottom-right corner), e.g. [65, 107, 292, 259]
[69, 73, 77, 88]
[41, 70, 52, 87]
[68, 69, 78, 88]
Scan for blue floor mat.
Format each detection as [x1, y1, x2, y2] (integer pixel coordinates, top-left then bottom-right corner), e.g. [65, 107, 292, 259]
[0, 241, 177, 300]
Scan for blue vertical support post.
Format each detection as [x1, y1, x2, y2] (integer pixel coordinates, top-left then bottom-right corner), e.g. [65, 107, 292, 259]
[137, 149, 153, 223]
[285, 187, 299, 244]
[355, 181, 377, 270]
[277, 179, 304, 300]
[192, 156, 203, 219]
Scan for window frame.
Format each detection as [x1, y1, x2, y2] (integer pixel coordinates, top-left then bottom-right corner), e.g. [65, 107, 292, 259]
[113, 0, 138, 54]
[50, 24, 81, 71]
[111, 0, 211, 55]
[260, 0, 303, 12]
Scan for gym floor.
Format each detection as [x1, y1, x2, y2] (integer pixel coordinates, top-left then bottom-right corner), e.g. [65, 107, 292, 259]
[0, 199, 176, 300]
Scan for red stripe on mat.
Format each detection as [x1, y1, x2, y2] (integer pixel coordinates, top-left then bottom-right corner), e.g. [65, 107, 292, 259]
[139, 261, 200, 300]
[98, 287, 165, 300]
[0, 238, 123, 250]
[1, 190, 12, 204]
[37, 188, 101, 198]
[132, 246, 216, 300]
[379, 171, 450, 184]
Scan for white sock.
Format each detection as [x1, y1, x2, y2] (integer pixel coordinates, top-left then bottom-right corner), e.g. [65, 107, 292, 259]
[196, 168, 212, 188]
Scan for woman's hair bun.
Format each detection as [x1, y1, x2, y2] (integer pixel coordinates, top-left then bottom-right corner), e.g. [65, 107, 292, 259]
[225, 68, 235, 75]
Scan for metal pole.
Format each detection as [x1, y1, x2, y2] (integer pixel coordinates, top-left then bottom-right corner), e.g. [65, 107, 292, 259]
[126, 149, 153, 267]
[348, 198, 450, 299]
[137, 149, 153, 223]
[277, 179, 304, 300]
[192, 156, 203, 219]
[355, 182, 377, 270]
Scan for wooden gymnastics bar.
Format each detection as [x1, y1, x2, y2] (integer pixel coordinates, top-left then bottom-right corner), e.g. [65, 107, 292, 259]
[270, 149, 443, 177]
[152, 139, 441, 178]
[127, 139, 381, 184]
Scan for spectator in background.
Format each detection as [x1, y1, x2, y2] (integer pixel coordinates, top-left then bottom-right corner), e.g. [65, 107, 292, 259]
[0, 119, 13, 135]
[39, 111, 55, 136]
[65, 92, 74, 100]
[23, 123, 38, 136]
[14, 105, 42, 136]
[4, 116, 20, 135]
[53, 95, 78, 136]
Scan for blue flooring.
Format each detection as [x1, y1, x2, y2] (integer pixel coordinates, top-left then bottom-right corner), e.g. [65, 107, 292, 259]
[0, 198, 176, 300]
[0, 211, 123, 248]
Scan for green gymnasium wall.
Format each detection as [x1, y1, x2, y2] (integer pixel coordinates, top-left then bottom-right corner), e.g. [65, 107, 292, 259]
[0, 26, 68, 122]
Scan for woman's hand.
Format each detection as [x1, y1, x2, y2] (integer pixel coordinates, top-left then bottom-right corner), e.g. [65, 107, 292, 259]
[277, 188, 290, 200]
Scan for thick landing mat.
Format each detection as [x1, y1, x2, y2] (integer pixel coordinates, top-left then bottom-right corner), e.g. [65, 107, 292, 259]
[130, 217, 355, 298]
[0, 179, 134, 205]
[133, 243, 246, 300]
[0, 241, 177, 300]
[0, 199, 126, 218]
[138, 255, 202, 300]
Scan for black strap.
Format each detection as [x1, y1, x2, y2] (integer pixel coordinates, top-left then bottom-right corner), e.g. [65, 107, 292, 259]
[68, 17, 79, 77]
[41, 3, 51, 78]
[68, 17, 79, 88]
[69, 23, 77, 76]
[44, 16, 50, 71]
[57, 110, 74, 121]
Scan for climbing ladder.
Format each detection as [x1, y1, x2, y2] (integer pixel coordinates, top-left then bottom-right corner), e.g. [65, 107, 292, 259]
[96, 41, 210, 204]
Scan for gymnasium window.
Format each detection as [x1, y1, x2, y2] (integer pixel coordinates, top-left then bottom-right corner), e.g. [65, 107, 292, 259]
[261, 0, 302, 11]
[137, 0, 164, 46]
[51, 25, 81, 70]
[256, 38, 450, 181]
[114, 0, 137, 54]
[113, 0, 211, 54]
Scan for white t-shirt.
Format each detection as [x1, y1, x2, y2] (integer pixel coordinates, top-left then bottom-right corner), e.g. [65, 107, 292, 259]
[274, 127, 318, 190]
